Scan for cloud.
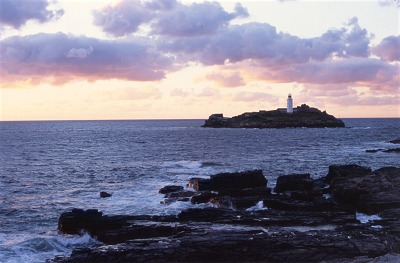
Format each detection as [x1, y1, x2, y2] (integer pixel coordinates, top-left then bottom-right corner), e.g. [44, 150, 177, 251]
[329, 94, 399, 107]
[93, 0, 154, 37]
[66, 47, 94, 59]
[160, 17, 371, 66]
[170, 88, 190, 97]
[0, 33, 173, 84]
[272, 58, 395, 83]
[197, 87, 221, 98]
[206, 72, 245, 87]
[233, 91, 277, 102]
[373, 35, 400, 61]
[0, 0, 64, 29]
[152, 2, 248, 37]
[93, 0, 248, 37]
[98, 86, 161, 101]
[1, 1, 397, 94]
[378, 0, 400, 8]
[343, 17, 371, 57]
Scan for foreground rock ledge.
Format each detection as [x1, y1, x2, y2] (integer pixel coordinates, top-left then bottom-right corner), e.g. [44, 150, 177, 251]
[50, 165, 400, 262]
[202, 104, 345, 128]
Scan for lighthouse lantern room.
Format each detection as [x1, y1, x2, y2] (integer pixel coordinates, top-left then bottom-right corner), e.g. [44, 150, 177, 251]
[287, 94, 293, 113]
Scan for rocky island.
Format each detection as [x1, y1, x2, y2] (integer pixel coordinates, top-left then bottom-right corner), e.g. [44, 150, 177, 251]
[203, 94, 344, 128]
[203, 104, 345, 128]
[50, 164, 400, 262]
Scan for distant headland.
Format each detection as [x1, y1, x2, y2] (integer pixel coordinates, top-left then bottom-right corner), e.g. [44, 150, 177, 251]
[203, 94, 345, 128]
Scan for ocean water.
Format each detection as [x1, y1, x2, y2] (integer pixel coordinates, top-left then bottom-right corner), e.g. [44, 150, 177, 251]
[0, 118, 399, 262]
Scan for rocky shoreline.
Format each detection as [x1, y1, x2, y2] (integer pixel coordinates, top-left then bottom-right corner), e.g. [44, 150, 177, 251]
[202, 104, 345, 128]
[50, 165, 400, 262]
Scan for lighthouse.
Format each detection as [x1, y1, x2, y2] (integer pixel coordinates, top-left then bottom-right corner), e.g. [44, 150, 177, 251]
[287, 94, 293, 113]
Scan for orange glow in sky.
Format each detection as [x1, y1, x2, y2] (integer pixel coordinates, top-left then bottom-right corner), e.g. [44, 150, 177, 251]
[1, 0, 399, 120]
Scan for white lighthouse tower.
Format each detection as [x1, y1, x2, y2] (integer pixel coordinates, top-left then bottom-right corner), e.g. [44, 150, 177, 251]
[287, 94, 293, 114]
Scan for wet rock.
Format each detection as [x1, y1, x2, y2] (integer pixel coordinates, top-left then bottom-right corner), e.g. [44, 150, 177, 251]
[58, 208, 134, 236]
[58, 208, 103, 235]
[218, 186, 271, 198]
[50, 227, 393, 263]
[191, 191, 218, 204]
[366, 149, 384, 153]
[274, 173, 313, 193]
[100, 191, 112, 198]
[192, 178, 212, 191]
[383, 148, 400, 153]
[388, 139, 400, 144]
[97, 222, 189, 245]
[177, 207, 357, 227]
[329, 166, 400, 214]
[326, 164, 372, 184]
[158, 185, 184, 194]
[53, 165, 400, 263]
[209, 170, 267, 190]
[191, 170, 267, 192]
[161, 190, 195, 204]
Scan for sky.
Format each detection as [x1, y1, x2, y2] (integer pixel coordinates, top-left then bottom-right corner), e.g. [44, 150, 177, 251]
[0, 0, 399, 120]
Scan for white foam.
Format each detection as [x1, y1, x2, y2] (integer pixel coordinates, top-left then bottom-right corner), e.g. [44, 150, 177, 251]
[323, 193, 331, 199]
[161, 160, 219, 177]
[282, 225, 336, 232]
[0, 232, 99, 263]
[246, 201, 267, 211]
[356, 212, 381, 224]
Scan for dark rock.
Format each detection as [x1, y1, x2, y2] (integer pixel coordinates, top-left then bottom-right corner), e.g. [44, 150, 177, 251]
[191, 191, 218, 204]
[210, 196, 234, 208]
[58, 209, 135, 236]
[209, 170, 266, 190]
[202, 105, 345, 128]
[58, 208, 103, 235]
[100, 191, 112, 198]
[366, 149, 384, 153]
[158, 185, 184, 194]
[262, 194, 340, 212]
[177, 207, 357, 227]
[329, 166, 400, 214]
[161, 197, 191, 205]
[50, 227, 393, 263]
[383, 148, 400, 153]
[191, 170, 267, 192]
[218, 186, 271, 198]
[161, 190, 195, 204]
[164, 190, 195, 199]
[52, 165, 400, 263]
[187, 177, 203, 188]
[289, 191, 315, 201]
[178, 207, 237, 222]
[275, 173, 313, 193]
[388, 139, 400, 144]
[97, 222, 189, 245]
[192, 178, 212, 191]
[326, 164, 372, 184]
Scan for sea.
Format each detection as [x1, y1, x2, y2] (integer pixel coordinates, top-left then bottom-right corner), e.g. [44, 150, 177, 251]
[0, 118, 399, 262]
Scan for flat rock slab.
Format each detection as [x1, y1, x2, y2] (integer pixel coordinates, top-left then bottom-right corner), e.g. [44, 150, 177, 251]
[50, 224, 392, 262]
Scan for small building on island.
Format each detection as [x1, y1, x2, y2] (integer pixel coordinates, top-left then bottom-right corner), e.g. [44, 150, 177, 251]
[278, 94, 298, 113]
[287, 94, 293, 113]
